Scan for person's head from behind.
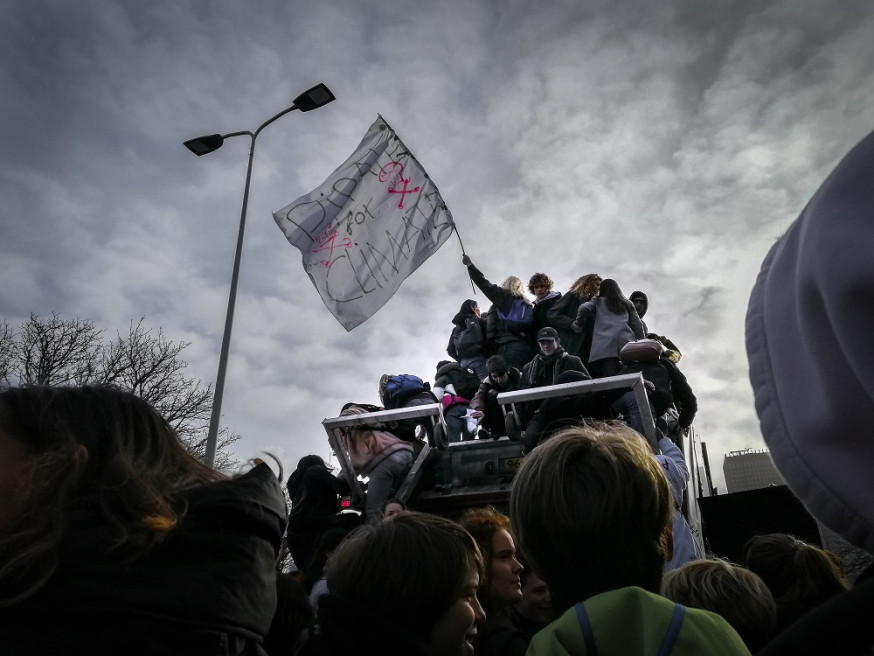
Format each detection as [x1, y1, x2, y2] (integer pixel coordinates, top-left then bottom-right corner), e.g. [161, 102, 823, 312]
[509, 423, 672, 612]
[325, 511, 485, 656]
[569, 274, 601, 300]
[459, 506, 524, 610]
[742, 533, 849, 607]
[528, 273, 553, 301]
[661, 558, 776, 653]
[501, 276, 526, 298]
[0, 384, 221, 606]
[597, 278, 628, 313]
[287, 454, 329, 497]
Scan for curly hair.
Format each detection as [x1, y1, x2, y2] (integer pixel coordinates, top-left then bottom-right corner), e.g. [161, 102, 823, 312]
[528, 273, 554, 294]
[0, 385, 222, 607]
[569, 274, 601, 300]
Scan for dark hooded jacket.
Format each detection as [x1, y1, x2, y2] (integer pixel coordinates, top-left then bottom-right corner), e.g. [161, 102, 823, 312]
[2, 463, 287, 656]
[447, 299, 488, 361]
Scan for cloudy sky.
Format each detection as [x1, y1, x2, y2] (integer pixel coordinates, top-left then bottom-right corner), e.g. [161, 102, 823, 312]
[3, 0, 873, 491]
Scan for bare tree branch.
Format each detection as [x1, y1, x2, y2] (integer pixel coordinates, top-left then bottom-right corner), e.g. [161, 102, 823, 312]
[2, 313, 238, 468]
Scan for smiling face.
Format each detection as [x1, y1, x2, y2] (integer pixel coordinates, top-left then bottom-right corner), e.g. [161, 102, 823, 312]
[488, 528, 524, 608]
[517, 571, 555, 627]
[427, 557, 485, 656]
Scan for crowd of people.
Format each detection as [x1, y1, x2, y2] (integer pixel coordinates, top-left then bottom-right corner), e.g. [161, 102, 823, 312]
[5, 131, 874, 653]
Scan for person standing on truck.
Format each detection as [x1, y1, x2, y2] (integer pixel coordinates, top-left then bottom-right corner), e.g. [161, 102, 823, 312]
[462, 254, 535, 371]
[469, 355, 523, 439]
[332, 403, 414, 524]
[519, 327, 590, 430]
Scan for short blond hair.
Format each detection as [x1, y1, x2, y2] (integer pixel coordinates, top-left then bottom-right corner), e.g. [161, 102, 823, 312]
[662, 559, 776, 652]
[509, 423, 671, 610]
[501, 276, 526, 298]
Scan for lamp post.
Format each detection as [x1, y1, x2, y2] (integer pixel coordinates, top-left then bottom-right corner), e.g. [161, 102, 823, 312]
[184, 83, 335, 468]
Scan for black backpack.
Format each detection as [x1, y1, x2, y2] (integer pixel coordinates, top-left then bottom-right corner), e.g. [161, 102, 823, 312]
[443, 365, 481, 400]
[453, 318, 485, 359]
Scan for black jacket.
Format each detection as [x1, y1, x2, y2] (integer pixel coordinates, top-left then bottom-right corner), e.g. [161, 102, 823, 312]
[2, 464, 287, 656]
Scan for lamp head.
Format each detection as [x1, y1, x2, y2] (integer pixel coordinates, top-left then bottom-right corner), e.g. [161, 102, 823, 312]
[291, 83, 335, 112]
[183, 134, 224, 156]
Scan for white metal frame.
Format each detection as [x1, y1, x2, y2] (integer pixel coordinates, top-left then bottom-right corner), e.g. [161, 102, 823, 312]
[322, 403, 442, 503]
[496, 373, 658, 449]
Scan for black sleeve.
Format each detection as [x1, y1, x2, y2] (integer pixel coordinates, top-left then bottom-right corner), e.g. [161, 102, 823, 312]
[667, 361, 697, 427]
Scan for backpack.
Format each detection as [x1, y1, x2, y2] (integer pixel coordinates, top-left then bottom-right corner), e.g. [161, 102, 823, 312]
[497, 298, 534, 336]
[380, 374, 432, 410]
[443, 365, 481, 400]
[453, 318, 485, 359]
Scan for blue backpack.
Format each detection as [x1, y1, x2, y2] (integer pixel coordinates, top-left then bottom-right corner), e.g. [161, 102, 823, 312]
[497, 298, 533, 336]
[380, 374, 435, 410]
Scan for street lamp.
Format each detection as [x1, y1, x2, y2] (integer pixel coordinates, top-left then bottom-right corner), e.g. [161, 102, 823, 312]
[184, 83, 335, 468]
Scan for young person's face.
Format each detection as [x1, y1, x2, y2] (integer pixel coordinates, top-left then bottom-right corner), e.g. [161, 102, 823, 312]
[531, 284, 549, 300]
[428, 558, 485, 656]
[517, 571, 554, 627]
[538, 338, 558, 356]
[488, 528, 524, 608]
[382, 502, 405, 519]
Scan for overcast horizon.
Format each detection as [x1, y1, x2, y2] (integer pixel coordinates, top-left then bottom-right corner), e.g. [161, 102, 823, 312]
[3, 0, 874, 492]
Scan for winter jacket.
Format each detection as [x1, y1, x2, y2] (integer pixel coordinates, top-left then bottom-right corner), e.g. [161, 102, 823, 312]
[621, 356, 697, 428]
[301, 593, 429, 656]
[574, 297, 645, 364]
[333, 405, 414, 476]
[546, 291, 590, 359]
[655, 437, 703, 571]
[465, 261, 534, 347]
[470, 368, 524, 414]
[522, 349, 590, 388]
[1, 463, 287, 656]
[527, 586, 750, 656]
[746, 128, 874, 654]
[447, 312, 488, 361]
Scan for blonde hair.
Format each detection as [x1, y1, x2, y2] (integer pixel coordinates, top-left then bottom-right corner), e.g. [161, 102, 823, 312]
[501, 276, 526, 298]
[509, 422, 671, 611]
[662, 559, 776, 652]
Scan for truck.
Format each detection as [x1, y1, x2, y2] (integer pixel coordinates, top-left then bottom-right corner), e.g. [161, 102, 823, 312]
[323, 371, 705, 553]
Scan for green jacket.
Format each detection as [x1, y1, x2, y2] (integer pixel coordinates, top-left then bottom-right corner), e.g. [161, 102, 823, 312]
[527, 587, 750, 656]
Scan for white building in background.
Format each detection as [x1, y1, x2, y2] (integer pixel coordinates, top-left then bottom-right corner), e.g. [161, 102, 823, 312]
[722, 448, 785, 493]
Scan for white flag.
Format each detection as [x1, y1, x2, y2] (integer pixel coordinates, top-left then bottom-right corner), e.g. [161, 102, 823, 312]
[273, 116, 455, 331]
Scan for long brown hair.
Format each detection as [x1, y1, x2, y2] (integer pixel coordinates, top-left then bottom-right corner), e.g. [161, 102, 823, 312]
[0, 385, 223, 607]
